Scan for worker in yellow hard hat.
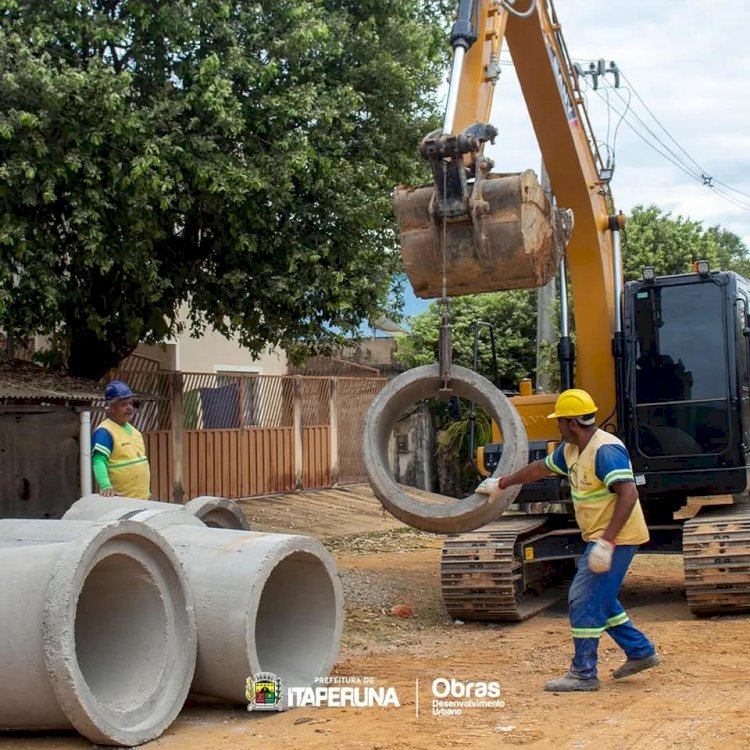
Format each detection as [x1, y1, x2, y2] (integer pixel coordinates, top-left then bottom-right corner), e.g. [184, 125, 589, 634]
[490, 388, 660, 692]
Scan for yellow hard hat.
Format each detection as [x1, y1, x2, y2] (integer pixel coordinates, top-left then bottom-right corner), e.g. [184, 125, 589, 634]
[547, 388, 598, 419]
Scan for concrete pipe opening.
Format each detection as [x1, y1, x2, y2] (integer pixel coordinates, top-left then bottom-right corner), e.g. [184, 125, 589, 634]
[363, 364, 529, 533]
[254, 550, 340, 690]
[184, 496, 250, 530]
[74, 554, 169, 707]
[43, 523, 197, 746]
[149, 527, 343, 704]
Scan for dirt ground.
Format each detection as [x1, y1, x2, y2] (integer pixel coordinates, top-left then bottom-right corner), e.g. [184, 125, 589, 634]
[3, 488, 750, 750]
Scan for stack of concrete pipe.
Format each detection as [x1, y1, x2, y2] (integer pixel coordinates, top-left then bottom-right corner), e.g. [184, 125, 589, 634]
[0, 495, 344, 746]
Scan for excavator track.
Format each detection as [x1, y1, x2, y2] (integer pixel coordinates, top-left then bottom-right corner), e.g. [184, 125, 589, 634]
[683, 502, 750, 615]
[441, 516, 570, 622]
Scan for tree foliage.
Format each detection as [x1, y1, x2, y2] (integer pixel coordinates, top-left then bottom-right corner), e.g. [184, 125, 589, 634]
[0, 0, 451, 377]
[622, 205, 750, 281]
[396, 291, 538, 389]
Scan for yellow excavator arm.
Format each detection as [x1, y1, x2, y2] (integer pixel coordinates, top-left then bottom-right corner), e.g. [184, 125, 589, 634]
[395, 0, 624, 443]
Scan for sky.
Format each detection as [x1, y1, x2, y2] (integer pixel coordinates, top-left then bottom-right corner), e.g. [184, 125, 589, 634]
[402, 0, 750, 319]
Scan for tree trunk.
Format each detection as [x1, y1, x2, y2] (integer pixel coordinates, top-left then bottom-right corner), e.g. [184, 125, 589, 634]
[67, 331, 133, 380]
[436, 444, 461, 498]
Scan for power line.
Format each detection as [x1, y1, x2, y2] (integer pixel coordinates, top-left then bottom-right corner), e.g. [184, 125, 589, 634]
[610, 86, 704, 181]
[584, 73, 750, 214]
[709, 183, 750, 212]
[593, 87, 750, 214]
[593, 89, 707, 183]
[497, 53, 750, 214]
[609, 86, 630, 166]
[712, 178, 750, 203]
[619, 70, 706, 178]
[577, 69, 705, 182]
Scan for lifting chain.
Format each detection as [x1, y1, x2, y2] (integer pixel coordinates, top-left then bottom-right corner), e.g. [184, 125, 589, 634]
[438, 159, 453, 393]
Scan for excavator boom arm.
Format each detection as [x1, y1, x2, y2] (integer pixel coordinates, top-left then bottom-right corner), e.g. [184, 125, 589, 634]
[398, 0, 621, 438]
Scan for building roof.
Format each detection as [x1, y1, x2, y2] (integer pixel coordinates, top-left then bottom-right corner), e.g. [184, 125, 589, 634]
[0, 359, 104, 403]
[289, 356, 382, 377]
[0, 361, 168, 404]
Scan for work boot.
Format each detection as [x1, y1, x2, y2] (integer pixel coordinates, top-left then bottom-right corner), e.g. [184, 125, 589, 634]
[611, 653, 661, 679]
[544, 672, 600, 692]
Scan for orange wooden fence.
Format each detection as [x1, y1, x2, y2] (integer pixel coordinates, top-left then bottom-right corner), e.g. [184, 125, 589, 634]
[145, 431, 173, 501]
[146, 425, 330, 501]
[302, 425, 331, 490]
[130, 371, 384, 502]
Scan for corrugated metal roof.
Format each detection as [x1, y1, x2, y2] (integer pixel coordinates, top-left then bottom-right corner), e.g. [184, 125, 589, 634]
[0, 359, 106, 402]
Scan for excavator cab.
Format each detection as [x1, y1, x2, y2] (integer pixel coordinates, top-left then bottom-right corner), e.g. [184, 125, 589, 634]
[622, 269, 750, 500]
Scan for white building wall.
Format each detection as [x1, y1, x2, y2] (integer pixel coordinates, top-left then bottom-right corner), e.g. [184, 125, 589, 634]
[178, 332, 287, 375]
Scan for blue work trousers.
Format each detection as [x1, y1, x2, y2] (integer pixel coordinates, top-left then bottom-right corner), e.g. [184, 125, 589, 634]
[568, 543, 655, 679]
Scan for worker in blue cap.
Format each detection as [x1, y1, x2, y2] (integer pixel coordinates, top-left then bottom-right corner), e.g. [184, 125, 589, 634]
[91, 380, 151, 499]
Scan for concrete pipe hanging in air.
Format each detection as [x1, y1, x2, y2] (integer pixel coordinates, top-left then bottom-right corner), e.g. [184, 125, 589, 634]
[364, 364, 529, 533]
[0, 519, 197, 747]
[65, 493, 251, 530]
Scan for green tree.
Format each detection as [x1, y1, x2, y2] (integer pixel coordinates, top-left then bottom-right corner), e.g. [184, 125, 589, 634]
[622, 204, 750, 281]
[0, 0, 450, 378]
[396, 291, 538, 389]
[708, 225, 750, 279]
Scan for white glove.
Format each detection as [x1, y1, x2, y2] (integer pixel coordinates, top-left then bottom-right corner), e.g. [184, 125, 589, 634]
[588, 539, 614, 573]
[475, 477, 508, 503]
[475, 477, 500, 495]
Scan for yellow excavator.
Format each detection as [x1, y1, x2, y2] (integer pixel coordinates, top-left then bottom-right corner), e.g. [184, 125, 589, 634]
[365, 0, 750, 621]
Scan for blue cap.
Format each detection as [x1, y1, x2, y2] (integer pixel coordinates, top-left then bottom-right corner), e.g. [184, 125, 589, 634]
[104, 380, 133, 402]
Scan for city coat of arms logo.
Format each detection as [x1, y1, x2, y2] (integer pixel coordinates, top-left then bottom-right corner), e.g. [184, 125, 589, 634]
[246, 672, 284, 711]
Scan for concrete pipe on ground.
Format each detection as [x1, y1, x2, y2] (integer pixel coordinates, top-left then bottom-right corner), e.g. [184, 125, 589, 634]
[184, 495, 251, 529]
[363, 364, 529, 533]
[10, 513, 344, 706]
[0, 519, 197, 747]
[142, 525, 345, 704]
[64, 493, 250, 530]
[97, 506, 206, 530]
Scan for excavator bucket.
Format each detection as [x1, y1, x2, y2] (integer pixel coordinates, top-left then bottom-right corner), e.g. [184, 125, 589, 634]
[394, 169, 570, 299]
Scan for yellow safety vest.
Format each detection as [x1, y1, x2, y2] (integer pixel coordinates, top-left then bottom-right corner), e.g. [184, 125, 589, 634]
[548, 430, 649, 545]
[99, 418, 151, 500]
